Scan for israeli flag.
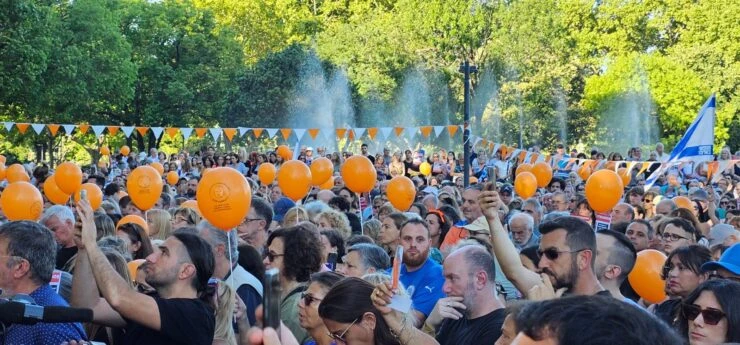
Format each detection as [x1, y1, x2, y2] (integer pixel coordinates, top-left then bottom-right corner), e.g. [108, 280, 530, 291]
[644, 94, 716, 190]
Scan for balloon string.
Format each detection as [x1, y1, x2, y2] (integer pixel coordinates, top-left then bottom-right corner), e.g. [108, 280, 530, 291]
[227, 228, 235, 288]
[356, 192, 364, 231]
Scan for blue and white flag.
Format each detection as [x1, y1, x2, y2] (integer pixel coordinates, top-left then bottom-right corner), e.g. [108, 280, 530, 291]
[644, 94, 716, 190]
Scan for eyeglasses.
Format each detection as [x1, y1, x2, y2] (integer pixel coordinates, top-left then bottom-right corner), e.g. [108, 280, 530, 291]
[240, 218, 264, 226]
[537, 247, 585, 261]
[661, 232, 688, 242]
[327, 318, 358, 342]
[263, 251, 284, 262]
[682, 304, 726, 325]
[300, 293, 323, 307]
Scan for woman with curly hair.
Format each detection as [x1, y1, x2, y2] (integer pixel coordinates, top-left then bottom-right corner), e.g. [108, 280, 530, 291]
[317, 209, 352, 239]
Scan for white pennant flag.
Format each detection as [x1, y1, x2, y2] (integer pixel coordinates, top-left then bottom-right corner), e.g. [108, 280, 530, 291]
[180, 128, 193, 141]
[151, 127, 164, 139]
[433, 126, 445, 138]
[472, 136, 482, 148]
[293, 128, 307, 141]
[92, 125, 106, 136]
[354, 128, 366, 139]
[266, 128, 279, 138]
[209, 128, 222, 141]
[524, 151, 533, 163]
[4, 122, 14, 132]
[238, 127, 249, 137]
[492, 143, 500, 155]
[31, 124, 46, 135]
[509, 149, 522, 161]
[406, 127, 417, 140]
[62, 124, 76, 135]
[379, 127, 393, 141]
[323, 128, 334, 142]
[121, 126, 135, 137]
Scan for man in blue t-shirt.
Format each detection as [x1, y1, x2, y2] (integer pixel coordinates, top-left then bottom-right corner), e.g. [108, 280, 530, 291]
[398, 218, 445, 327]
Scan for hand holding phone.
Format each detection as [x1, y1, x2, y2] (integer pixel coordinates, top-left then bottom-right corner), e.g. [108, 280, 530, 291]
[263, 268, 282, 339]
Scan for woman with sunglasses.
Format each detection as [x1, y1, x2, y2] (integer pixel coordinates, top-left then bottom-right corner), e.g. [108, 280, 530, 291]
[677, 279, 740, 345]
[318, 277, 438, 345]
[651, 245, 711, 327]
[298, 272, 344, 345]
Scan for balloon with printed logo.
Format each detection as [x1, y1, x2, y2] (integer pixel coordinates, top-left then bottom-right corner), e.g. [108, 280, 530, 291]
[515, 163, 533, 176]
[166, 171, 179, 186]
[277, 160, 312, 201]
[150, 162, 164, 176]
[673, 196, 693, 210]
[120, 145, 130, 156]
[319, 176, 334, 190]
[514, 172, 537, 199]
[387, 176, 416, 211]
[54, 162, 82, 194]
[118, 215, 149, 234]
[585, 169, 624, 213]
[617, 168, 631, 186]
[419, 162, 432, 176]
[531, 162, 553, 188]
[73, 183, 103, 210]
[197, 167, 252, 230]
[341, 155, 377, 193]
[310, 157, 334, 186]
[6, 164, 30, 183]
[100, 146, 110, 156]
[257, 163, 277, 185]
[277, 145, 292, 161]
[628, 249, 667, 304]
[0, 182, 43, 221]
[127, 259, 146, 281]
[126, 166, 163, 211]
[43, 175, 70, 205]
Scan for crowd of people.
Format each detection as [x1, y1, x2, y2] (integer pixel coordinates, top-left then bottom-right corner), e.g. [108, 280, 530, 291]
[0, 141, 739, 345]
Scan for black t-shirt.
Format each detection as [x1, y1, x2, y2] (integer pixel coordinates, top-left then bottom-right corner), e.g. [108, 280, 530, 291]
[122, 297, 215, 345]
[435, 308, 506, 345]
[57, 246, 78, 270]
[365, 154, 376, 164]
[404, 160, 418, 177]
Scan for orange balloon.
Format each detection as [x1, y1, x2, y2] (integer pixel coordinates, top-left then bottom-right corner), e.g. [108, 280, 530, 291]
[628, 249, 667, 304]
[197, 167, 252, 230]
[150, 162, 164, 176]
[419, 162, 432, 176]
[127, 259, 146, 281]
[43, 175, 70, 205]
[257, 163, 277, 185]
[277, 145, 292, 161]
[319, 176, 334, 190]
[386, 176, 416, 211]
[55, 162, 83, 194]
[585, 169, 624, 213]
[73, 183, 103, 210]
[0, 181, 43, 221]
[6, 164, 30, 183]
[126, 166, 164, 211]
[120, 145, 130, 156]
[604, 161, 616, 171]
[341, 155, 377, 193]
[577, 164, 592, 180]
[0, 164, 6, 180]
[531, 162, 553, 188]
[277, 160, 312, 201]
[181, 199, 201, 215]
[100, 146, 110, 156]
[310, 157, 334, 186]
[166, 171, 179, 186]
[515, 163, 533, 176]
[514, 172, 538, 199]
[617, 168, 631, 186]
[118, 215, 149, 234]
[673, 196, 693, 210]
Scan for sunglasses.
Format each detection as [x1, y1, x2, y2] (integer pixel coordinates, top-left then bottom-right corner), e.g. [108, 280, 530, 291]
[682, 304, 726, 325]
[300, 293, 322, 307]
[537, 247, 585, 261]
[327, 318, 358, 342]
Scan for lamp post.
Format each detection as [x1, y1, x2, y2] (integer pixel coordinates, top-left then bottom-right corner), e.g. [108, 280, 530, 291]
[459, 60, 478, 188]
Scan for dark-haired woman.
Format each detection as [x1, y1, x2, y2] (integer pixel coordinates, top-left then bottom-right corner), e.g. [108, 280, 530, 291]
[299, 272, 344, 345]
[677, 279, 740, 345]
[651, 245, 711, 327]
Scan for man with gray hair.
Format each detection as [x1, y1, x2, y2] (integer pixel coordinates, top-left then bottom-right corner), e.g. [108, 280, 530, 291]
[338, 243, 390, 278]
[40, 205, 78, 270]
[198, 221, 262, 326]
[521, 199, 544, 234]
[655, 198, 677, 216]
[508, 212, 539, 251]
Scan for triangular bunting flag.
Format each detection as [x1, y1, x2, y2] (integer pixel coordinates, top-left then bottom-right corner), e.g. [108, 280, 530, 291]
[180, 128, 193, 141]
[447, 125, 459, 137]
[307, 128, 320, 140]
[433, 126, 445, 138]
[107, 126, 120, 136]
[16, 123, 30, 134]
[379, 127, 393, 140]
[266, 128, 279, 138]
[151, 127, 163, 139]
[78, 124, 90, 134]
[209, 128, 222, 141]
[393, 127, 404, 137]
[280, 128, 292, 141]
[294, 128, 306, 141]
[406, 127, 417, 140]
[194, 128, 207, 138]
[252, 128, 264, 138]
[336, 128, 347, 139]
[350, 129, 358, 141]
[92, 125, 106, 136]
[706, 161, 719, 181]
[32, 124, 45, 135]
[492, 144, 501, 156]
[238, 127, 249, 137]
[121, 126, 135, 138]
[420, 126, 433, 138]
[136, 127, 149, 137]
[47, 124, 60, 136]
[223, 128, 237, 142]
[518, 151, 528, 164]
[354, 128, 366, 139]
[3, 122, 13, 132]
[367, 128, 378, 140]
[165, 128, 179, 139]
[62, 124, 76, 135]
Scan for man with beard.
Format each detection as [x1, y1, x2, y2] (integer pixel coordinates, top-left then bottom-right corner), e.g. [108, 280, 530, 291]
[423, 245, 506, 345]
[185, 176, 199, 199]
[398, 219, 445, 327]
[480, 190, 607, 299]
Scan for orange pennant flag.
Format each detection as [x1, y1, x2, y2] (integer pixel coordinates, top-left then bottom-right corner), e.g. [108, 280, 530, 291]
[136, 127, 149, 137]
[336, 128, 347, 139]
[544, 154, 551, 164]
[223, 128, 237, 142]
[107, 126, 120, 136]
[78, 124, 90, 134]
[518, 151, 527, 164]
[530, 153, 540, 164]
[706, 161, 719, 180]
[447, 125, 459, 137]
[420, 126, 433, 138]
[252, 128, 264, 138]
[47, 124, 60, 136]
[16, 123, 30, 134]
[348, 129, 356, 141]
[367, 127, 378, 140]
[166, 127, 179, 139]
[195, 128, 207, 138]
[500, 145, 508, 158]
[393, 127, 404, 137]
[307, 128, 320, 140]
[280, 128, 292, 140]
